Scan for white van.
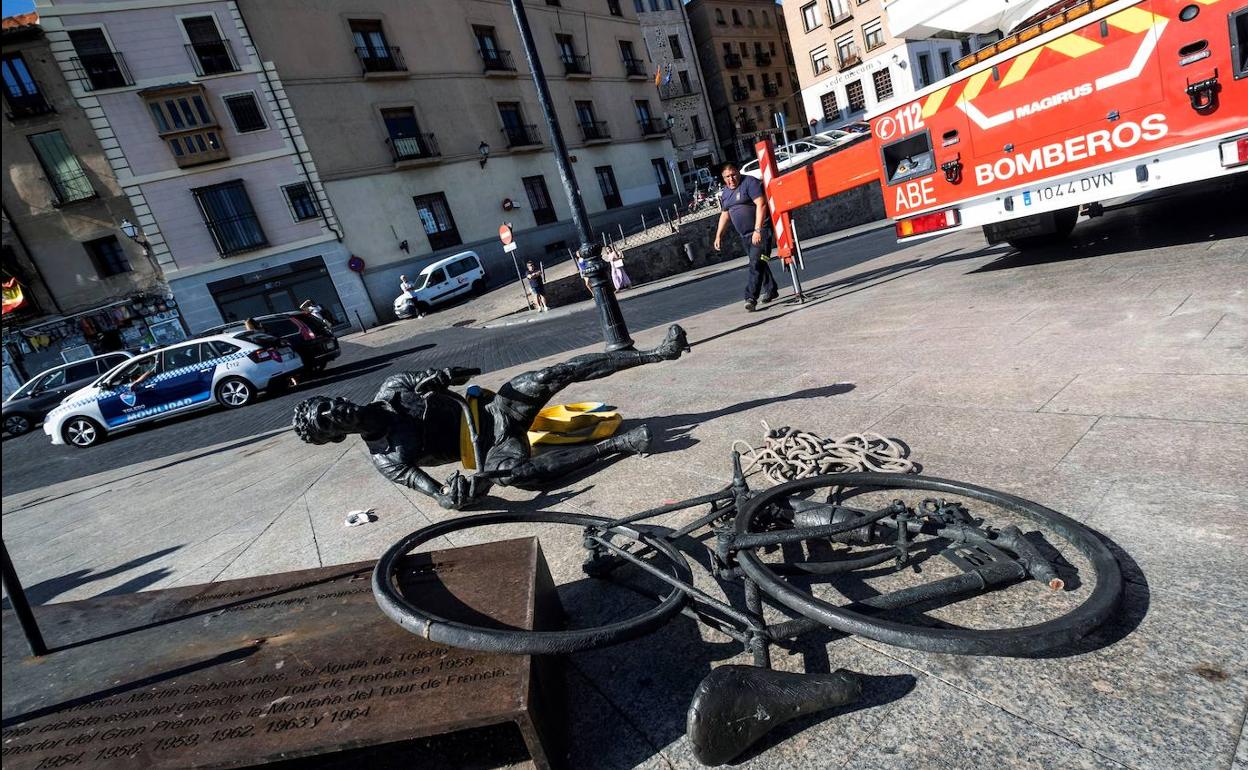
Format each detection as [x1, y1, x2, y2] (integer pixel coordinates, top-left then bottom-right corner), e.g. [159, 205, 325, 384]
[394, 251, 488, 319]
[682, 167, 715, 190]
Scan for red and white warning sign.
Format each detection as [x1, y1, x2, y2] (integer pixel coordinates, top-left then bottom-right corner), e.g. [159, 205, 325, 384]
[499, 223, 517, 253]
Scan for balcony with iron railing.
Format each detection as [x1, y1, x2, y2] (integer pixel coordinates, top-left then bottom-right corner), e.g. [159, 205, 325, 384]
[622, 57, 647, 79]
[731, 86, 749, 102]
[579, 120, 610, 142]
[763, 82, 780, 97]
[387, 133, 440, 164]
[480, 48, 517, 74]
[71, 51, 133, 92]
[562, 53, 591, 77]
[185, 39, 238, 76]
[355, 46, 407, 76]
[206, 212, 267, 256]
[723, 53, 742, 69]
[659, 82, 697, 100]
[753, 52, 771, 67]
[4, 91, 54, 119]
[503, 123, 542, 148]
[838, 45, 862, 71]
[638, 117, 666, 137]
[47, 166, 95, 206]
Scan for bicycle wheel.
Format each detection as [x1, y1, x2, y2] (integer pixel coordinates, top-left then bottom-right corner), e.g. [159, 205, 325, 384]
[373, 511, 692, 655]
[733, 473, 1123, 656]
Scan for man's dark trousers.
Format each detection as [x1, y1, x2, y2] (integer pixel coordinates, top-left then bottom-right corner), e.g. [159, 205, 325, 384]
[743, 227, 779, 302]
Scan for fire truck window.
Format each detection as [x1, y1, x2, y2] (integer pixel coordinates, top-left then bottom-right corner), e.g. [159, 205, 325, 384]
[1231, 8, 1248, 79]
[881, 132, 935, 185]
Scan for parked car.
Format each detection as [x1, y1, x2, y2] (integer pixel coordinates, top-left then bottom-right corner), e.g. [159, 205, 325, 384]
[395, 251, 488, 319]
[43, 332, 302, 448]
[200, 311, 339, 372]
[842, 121, 872, 134]
[741, 141, 832, 180]
[809, 129, 869, 150]
[3, 352, 133, 437]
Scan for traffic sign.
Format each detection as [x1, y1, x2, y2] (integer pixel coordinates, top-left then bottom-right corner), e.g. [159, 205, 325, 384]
[499, 224, 513, 245]
[503, 242, 518, 253]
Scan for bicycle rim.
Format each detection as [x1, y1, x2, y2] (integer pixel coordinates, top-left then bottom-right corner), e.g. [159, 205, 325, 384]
[734, 472, 1123, 656]
[373, 511, 692, 655]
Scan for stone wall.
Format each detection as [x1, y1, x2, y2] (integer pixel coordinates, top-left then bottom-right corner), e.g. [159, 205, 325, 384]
[541, 181, 885, 307]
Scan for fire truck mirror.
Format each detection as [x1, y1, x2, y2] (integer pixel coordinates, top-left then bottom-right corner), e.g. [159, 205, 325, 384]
[882, 132, 935, 186]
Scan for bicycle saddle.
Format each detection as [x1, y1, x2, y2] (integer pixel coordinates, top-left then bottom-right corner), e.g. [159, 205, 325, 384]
[686, 665, 862, 765]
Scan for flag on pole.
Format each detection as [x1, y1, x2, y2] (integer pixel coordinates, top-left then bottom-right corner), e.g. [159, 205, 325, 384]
[654, 64, 663, 86]
[2, 277, 25, 315]
[661, 64, 673, 86]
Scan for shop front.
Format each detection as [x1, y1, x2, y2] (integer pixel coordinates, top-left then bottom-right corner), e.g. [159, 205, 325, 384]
[206, 256, 349, 331]
[1, 292, 187, 397]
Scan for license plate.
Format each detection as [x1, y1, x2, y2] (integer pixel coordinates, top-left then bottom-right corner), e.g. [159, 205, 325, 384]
[1022, 170, 1116, 207]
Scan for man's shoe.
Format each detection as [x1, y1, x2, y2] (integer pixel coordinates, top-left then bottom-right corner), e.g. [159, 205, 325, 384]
[744, 301, 757, 312]
[614, 425, 652, 456]
[761, 291, 778, 304]
[655, 324, 691, 360]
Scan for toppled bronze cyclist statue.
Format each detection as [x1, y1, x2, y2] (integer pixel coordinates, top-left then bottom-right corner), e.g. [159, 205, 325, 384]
[293, 324, 690, 510]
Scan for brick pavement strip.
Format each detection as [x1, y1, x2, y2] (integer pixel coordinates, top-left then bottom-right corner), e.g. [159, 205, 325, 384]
[3, 182, 1247, 769]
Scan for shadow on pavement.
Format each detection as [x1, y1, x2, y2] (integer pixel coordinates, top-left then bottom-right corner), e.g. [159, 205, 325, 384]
[692, 244, 1005, 350]
[641, 383, 857, 455]
[1, 545, 182, 607]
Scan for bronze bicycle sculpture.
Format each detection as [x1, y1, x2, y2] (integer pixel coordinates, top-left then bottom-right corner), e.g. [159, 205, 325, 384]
[373, 452, 1125, 765]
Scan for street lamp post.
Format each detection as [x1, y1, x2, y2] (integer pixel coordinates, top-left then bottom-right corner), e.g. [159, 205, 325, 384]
[506, 0, 634, 351]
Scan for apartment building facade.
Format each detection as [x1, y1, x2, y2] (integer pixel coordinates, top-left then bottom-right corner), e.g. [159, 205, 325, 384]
[3, 13, 178, 390]
[785, 0, 998, 131]
[36, 0, 376, 335]
[634, 0, 722, 183]
[686, 0, 808, 163]
[236, 0, 681, 316]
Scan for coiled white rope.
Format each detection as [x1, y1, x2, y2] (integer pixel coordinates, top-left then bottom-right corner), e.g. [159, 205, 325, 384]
[731, 421, 916, 485]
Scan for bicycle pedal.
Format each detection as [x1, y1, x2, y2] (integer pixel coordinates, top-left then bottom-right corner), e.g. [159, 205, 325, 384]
[943, 541, 1012, 572]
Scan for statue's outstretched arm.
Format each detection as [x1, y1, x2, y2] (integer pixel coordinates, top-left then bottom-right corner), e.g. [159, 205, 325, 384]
[377, 368, 482, 400]
[372, 455, 443, 502]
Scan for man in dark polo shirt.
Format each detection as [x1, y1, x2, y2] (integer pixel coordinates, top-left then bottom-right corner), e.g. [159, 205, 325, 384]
[712, 161, 778, 311]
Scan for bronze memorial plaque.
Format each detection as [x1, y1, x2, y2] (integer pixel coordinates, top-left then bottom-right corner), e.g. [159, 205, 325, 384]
[1, 537, 561, 769]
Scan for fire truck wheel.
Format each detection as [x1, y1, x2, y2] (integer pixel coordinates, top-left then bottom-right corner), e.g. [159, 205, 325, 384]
[1006, 207, 1079, 250]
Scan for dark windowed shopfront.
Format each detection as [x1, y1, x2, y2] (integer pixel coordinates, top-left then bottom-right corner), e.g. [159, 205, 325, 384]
[207, 256, 348, 329]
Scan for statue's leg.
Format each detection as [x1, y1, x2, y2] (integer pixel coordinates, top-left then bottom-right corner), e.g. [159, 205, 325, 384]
[494, 324, 689, 429]
[484, 426, 652, 488]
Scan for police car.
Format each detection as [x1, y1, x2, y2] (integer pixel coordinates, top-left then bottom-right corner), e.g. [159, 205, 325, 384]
[43, 332, 303, 448]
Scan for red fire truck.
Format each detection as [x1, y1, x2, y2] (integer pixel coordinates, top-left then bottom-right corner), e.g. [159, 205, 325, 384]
[759, 0, 1248, 255]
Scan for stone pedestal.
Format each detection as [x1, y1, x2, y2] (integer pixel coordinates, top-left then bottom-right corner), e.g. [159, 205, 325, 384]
[1, 537, 562, 769]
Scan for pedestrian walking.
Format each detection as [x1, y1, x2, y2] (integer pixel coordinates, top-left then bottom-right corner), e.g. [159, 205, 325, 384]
[607, 247, 632, 291]
[300, 299, 327, 323]
[525, 261, 549, 313]
[712, 161, 778, 312]
[576, 256, 592, 294]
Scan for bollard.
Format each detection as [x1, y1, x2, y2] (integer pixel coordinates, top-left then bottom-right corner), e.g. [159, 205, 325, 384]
[1, 539, 48, 657]
[355, 309, 367, 334]
[684, 242, 695, 263]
